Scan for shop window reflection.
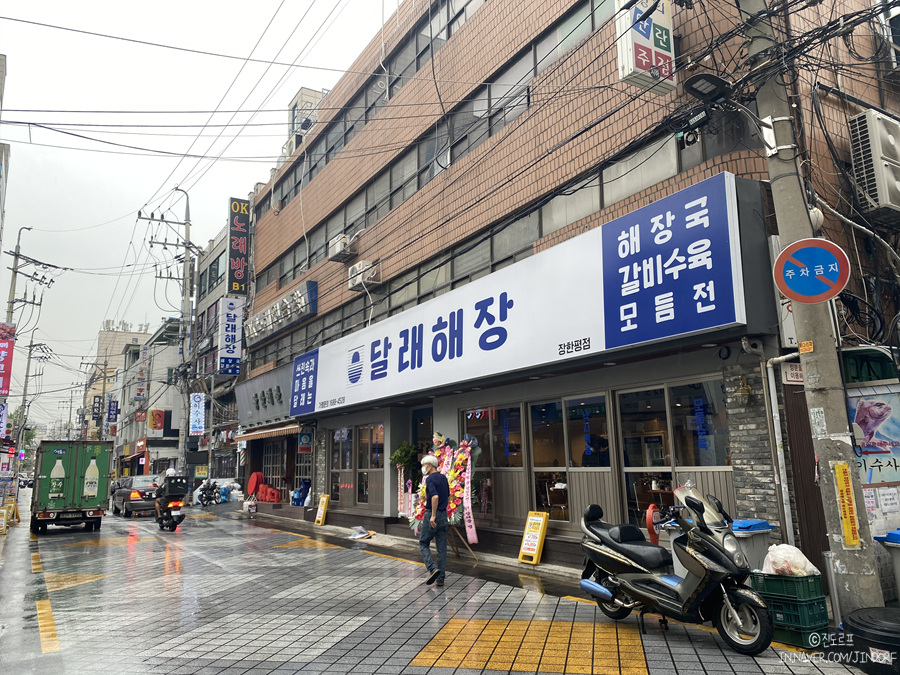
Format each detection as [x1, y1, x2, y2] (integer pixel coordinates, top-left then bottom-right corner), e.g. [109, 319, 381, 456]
[330, 472, 340, 502]
[531, 401, 565, 467]
[670, 380, 730, 467]
[619, 388, 670, 525]
[535, 470, 568, 520]
[357, 471, 368, 503]
[566, 395, 609, 467]
[492, 406, 523, 467]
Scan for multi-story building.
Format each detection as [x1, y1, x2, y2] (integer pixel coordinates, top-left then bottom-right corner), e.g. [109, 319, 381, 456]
[236, 0, 900, 601]
[112, 320, 180, 476]
[190, 224, 245, 482]
[81, 325, 150, 442]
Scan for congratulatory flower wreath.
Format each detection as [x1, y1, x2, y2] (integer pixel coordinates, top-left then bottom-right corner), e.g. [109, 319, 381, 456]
[409, 433, 480, 544]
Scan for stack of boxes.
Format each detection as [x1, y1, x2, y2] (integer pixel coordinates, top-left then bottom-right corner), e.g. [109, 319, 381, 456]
[751, 573, 830, 648]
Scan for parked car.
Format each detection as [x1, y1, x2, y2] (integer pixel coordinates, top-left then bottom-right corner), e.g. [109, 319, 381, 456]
[111, 475, 160, 517]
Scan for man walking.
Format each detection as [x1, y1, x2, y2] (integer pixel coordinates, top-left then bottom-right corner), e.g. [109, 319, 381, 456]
[419, 454, 449, 587]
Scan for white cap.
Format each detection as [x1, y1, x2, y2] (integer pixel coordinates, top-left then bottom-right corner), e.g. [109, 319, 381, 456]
[165, 468, 176, 476]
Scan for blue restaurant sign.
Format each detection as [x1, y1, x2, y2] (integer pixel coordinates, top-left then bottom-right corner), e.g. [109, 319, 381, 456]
[290, 172, 745, 415]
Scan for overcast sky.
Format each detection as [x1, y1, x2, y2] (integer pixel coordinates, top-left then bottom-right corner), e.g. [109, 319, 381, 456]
[1, 0, 386, 427]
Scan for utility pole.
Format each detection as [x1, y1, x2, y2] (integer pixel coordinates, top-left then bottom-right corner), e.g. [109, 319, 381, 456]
[6, 226, 32, 324]
[737, 0, 883, 612]
[139, 191, 195, 471]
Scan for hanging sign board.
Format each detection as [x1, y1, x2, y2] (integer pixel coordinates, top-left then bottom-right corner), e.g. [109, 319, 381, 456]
[833, 461, 861, 549]
[314, 494, 329, 525]
[615, 0, 676, 94]
[518, 511, 550, 565]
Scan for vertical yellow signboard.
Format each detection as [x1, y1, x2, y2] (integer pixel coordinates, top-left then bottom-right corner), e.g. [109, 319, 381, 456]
[314, 494, 329, 526]
[518, 511, 549, 565]
[834, 461, 861, 548]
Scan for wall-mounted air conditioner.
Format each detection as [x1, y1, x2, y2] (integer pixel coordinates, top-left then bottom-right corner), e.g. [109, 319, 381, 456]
[328, 233, 357, 262]
[849, 109, 900, 227]
[348, 261, 379, 291]
[883, 5, 900, 77]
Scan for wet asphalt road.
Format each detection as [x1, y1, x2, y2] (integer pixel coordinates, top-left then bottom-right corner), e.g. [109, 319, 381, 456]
[0, 488, 863, 674]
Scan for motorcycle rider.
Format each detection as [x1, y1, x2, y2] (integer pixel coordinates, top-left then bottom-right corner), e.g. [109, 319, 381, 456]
[155, 468, 177, 523]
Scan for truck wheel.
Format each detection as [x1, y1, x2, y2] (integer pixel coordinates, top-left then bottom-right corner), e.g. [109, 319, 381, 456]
[84, 521, 94, 532]
[39, 523, 47, 534]
[30, 518, 39, 534]
[94, 519, 101, 531]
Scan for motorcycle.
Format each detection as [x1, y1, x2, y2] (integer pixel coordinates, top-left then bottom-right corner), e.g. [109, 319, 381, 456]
[579, 481, 773, 655]
[157, 475, 189, 532]
[197, 480, 221, 507]
[158, 496, 186, 532]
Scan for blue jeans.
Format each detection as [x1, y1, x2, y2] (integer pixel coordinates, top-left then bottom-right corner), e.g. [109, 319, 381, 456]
[419, 510, 448, 580]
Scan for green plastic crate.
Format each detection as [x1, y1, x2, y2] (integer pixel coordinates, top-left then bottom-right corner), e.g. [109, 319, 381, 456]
[764, 596, 828, 629]
[750, 572, 824, 600]
[773, 625, 829, 649]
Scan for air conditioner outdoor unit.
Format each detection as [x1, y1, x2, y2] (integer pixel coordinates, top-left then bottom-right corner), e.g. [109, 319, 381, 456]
[348, 261, 379, 291]
[328, 233, 356, 262]
[849, 109, 900, 227]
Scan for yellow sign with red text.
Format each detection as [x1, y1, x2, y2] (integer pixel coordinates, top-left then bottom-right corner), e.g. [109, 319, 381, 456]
[834, 461, 860, 548]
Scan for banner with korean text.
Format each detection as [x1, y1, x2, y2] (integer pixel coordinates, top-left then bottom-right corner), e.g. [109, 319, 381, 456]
[227, 198, 250, 296]
[218, 297, 245, 375]
[291, 172, 744, 416]
[189, 393, 206, 436]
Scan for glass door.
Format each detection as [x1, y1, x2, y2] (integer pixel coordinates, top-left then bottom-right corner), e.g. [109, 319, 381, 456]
[617, 388, 673, 525]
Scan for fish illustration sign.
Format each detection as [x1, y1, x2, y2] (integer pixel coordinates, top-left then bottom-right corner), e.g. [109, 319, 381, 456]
[850, 391, 900, 484]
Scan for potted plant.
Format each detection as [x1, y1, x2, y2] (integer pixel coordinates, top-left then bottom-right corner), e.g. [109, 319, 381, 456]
[389, 441, 419, 481]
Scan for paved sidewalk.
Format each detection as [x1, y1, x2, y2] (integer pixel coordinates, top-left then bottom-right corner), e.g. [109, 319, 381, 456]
[0, 492, 866, 675]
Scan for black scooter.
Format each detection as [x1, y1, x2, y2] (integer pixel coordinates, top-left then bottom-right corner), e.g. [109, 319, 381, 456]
[197, 480, 221, 507]
[579, 482, 773, 655]
[156, 475, 189, 532]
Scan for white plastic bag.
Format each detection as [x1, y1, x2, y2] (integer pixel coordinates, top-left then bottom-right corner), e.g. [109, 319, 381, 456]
[762, 544, 821, 576]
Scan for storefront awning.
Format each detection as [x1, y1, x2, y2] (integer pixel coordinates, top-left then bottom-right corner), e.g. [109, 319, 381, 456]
[235, 423, 300, 442]
[123, 451, 144, 461]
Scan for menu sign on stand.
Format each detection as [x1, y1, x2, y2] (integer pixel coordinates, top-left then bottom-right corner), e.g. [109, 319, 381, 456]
[518, 511, 549, 565]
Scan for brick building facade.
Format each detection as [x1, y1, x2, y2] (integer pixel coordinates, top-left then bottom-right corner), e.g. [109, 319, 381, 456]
[234, 0, 900, 582]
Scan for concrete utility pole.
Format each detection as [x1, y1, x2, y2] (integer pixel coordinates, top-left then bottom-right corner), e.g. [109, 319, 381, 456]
[737, 0, 883, 611]
[173, 188, 192, 472]
[6, 226, 32, 324]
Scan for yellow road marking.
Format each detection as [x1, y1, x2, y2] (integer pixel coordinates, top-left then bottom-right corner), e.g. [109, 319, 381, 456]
[563, 596, 805, 653]
[45, 573, 114, 592]
[31, 552, 42, 573]
[412, 618, 647, 674]
[273, 536, 340, 549]
[35, 600, 60, 653]
[184, 513, 218, 519]
[269, 529, 304, 536]
[363, 550, 423, 565]
[30, 532, 37, 542]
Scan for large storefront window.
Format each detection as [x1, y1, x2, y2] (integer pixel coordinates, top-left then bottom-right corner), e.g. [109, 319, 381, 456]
[669, 382, 730, 466]
[492, 406, 523, 468]
[566, 394, 610, 468]
[618, 379, 729, 525]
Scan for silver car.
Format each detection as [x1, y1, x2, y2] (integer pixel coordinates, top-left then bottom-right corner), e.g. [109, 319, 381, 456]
[112, 475, 161, 517]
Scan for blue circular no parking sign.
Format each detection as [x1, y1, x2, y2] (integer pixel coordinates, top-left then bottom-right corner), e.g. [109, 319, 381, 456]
[773, 238, 850, 304]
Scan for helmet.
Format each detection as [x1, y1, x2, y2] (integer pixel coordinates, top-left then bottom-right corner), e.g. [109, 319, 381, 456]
[165, 468, 176, 477]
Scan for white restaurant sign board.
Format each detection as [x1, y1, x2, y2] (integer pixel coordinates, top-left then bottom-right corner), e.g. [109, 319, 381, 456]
[290, 173, 745, 416]
[616, 0, 677, 94]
